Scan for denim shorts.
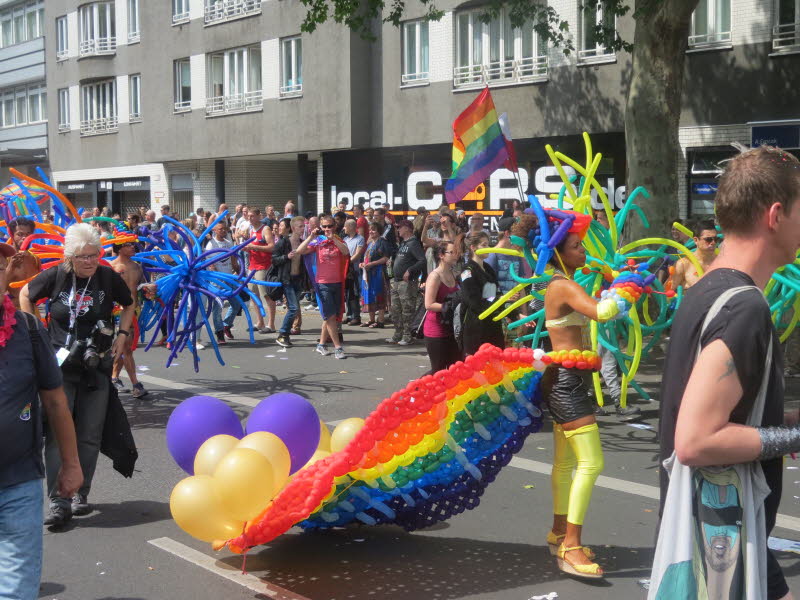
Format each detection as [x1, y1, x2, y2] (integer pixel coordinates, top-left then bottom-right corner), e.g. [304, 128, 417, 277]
[317, 282, 342, 320]
[0, 478, 43, 600]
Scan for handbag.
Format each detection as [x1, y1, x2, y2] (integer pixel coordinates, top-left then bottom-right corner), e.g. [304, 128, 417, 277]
[262, 264, 284, 302]
[649, 286, 772, 600]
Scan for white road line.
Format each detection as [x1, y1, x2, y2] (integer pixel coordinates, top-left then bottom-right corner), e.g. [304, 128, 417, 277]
[132, 377, 800, 534]
[148, 537, 311, 600]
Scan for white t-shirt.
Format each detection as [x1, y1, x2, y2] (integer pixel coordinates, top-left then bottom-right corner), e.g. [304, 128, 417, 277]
[206, 237, 234, 274]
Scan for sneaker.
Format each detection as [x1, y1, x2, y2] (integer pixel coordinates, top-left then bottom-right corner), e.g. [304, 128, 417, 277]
[316, 344, 331, 356]
[111, 378, 128, 392]
[334, 347, 347, 360]
[132, 382, 149, 399]
[71, 494, 91, 516]
[44, 504, 72, 526]
[276, 335, 292, 348]
[223, 326, 234, 339]
[195, 342, 205, 350]
[615, 404, 641, 419]
[397, 338, 413, 346]
[216, 331, 227, 345]
[593, 404, 608, 417]
[260, 327, 275, 334]
[385, 337, 401, 344]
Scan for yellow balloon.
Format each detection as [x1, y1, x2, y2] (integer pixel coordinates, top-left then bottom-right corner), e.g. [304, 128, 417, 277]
[236, 432, 291, 491]
[213, 448, 275, 521]
[169, 475, 244, 543]
[318, 419, 332, 452]
[330, 417, 365, 453]
[193, 434, 240, 476]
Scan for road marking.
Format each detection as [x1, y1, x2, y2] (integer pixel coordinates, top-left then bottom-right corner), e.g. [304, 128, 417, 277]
[148, 537, 311, 600]
[131, 377, 800, 534]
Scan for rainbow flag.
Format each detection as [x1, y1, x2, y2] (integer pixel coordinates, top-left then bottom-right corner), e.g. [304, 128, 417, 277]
[445, 87, 509, 205]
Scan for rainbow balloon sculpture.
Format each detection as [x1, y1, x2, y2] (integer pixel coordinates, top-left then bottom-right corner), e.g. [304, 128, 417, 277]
[164, 345, 543, 553]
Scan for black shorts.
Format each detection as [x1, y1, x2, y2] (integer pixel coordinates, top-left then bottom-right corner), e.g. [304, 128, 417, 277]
[542, 366, 595, 424]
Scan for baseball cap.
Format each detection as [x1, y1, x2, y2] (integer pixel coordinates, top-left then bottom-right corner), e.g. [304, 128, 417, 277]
[0, 242, 15, 258]
[498, 216, 517, 232]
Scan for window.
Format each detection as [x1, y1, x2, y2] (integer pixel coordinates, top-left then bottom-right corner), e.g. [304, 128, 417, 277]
[774, 0, 800, 51]
[79, 2, 117, 56]
[173, 0, 190, 24]
[128, 0, 140, 42]
[454, 10, 548, 88]
[280, 37, 302, 96]
[0, 2, 43, 48]
[174, 59, 191, 112]
[0, 84, 46, 127]
[56, 16, 68, 59]
[80, 79, 118, 135]
[129, 74, 141, 121]
[579, 0, 616, 62]
[27, 85, 45, 123]
[689, 0, 731, 48]
[58, 88, 70, 132]
[402, 21, 428, 84]
[204, 0, 261, 25]
[206, 46, 263, 114]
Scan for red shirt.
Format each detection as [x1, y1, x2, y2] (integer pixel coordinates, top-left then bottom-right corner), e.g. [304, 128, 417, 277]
[315, 240, 346, 284]
[248, 226, 272, 271]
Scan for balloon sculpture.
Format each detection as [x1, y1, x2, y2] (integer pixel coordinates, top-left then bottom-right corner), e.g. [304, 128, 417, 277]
[165, 345, 543, 552]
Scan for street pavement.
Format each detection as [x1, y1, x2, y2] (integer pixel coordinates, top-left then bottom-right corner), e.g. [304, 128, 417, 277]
[39, 308, 800, 600]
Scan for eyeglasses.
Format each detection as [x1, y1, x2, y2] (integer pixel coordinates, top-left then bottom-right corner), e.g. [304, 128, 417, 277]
[73, 253, 100, 262]
[700, 236, 717, 243]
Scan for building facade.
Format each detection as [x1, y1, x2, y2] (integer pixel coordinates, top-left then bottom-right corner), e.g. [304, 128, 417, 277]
[44, 0, 800, 221]
[0, 0, 47, 183]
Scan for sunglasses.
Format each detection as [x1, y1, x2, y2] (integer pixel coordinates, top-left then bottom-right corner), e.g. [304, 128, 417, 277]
[321, 225, 334, 229]
[700, 236, 717, 243]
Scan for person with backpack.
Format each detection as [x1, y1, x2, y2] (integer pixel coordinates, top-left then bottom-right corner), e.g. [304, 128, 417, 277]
[0, 241, 82, 599]
[459, 232, 504, 356]
[20, 223, 135, 527]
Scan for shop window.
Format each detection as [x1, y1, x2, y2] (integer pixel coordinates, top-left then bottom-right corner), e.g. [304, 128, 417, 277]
[0, 1, 43, 48]
[206, 45, 263, 114]
[689, 0, 731, 48]
[79, 2, 117, 56]
[173, 0, 190, 24]
[58, 88, 70, 132]
[579, 0, 616, 63]
[128, 0, 140, 42]
[774, 0, 800, 51]
[56, 16, 69, 59]
[129, 74, 141, 122]
[454, 9, 548, 89]
[280, 37, 302, 96]
[174, 59, 191, 112]
[402, 20, 429, 85]
[80, 79, 118, 135]
[204, 0, 261, 25]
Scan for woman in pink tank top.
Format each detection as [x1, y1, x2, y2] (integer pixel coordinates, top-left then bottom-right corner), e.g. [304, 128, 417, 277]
[423, 240, 462, 373]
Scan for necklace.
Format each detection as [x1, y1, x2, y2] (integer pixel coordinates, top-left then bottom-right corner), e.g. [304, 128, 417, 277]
[0, 293, 17, 349]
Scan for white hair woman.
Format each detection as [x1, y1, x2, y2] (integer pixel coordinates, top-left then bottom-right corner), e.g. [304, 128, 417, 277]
[20, 222, 136, 527]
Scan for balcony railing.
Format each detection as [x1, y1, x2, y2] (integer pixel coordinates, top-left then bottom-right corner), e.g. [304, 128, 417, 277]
[204, 0, 261, 25]
[688, 30, 732, 48]
[79, 37, 116, 57]
[58, 123, 71, 133]
[206, 90, 263, 115]
[57, 48, 69, 60]
[128, 30, 140, 43]
[174, 100, 191, 113]
[172, 11, 190, 24]
[401, 71, 429, 85]
[80, 116, 118, 136]
[773, 22, 800, 51]
[577, 46, 615, 63]
[130, 111, 142, 122]
[279, 81, 302, 97]
[453, 56, 548, 89]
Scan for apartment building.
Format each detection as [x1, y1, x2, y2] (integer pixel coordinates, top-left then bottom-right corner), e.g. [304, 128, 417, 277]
[0, 0, 46, 182]
[44, 0, 799, 220]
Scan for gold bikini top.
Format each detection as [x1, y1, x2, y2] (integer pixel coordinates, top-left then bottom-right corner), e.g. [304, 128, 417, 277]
[545, 311, 589, 329]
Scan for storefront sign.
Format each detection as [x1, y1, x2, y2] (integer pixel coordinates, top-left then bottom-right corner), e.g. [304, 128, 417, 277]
[58, 181, 96, 193]
[112, 178, 150, 192]
[691, 182, 718, 195]
[751, 125, 800, 150]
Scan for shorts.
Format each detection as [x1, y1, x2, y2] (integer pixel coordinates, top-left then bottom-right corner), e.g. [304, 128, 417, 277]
[317, 282, 342, 320]
[542, 366, 595, 424]
[248, 270, 270, 302]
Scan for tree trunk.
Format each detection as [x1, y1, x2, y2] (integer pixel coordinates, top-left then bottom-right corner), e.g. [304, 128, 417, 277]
[624, 0, 700, 241]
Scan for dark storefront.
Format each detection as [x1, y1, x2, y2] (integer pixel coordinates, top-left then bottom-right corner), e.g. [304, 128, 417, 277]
[58, 181, 98, 213]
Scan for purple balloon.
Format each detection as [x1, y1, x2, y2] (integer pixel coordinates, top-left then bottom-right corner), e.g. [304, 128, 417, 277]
[166, 396, 243, 474]
[245, 393, 320, 474]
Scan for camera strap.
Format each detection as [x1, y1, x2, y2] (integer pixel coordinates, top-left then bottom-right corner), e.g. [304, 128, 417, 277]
[64, 272, 92, 348]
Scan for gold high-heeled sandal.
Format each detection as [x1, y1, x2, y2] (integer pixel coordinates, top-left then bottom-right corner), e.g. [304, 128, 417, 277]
[546, 531, 595, 559]
[556, 544, 604, 579]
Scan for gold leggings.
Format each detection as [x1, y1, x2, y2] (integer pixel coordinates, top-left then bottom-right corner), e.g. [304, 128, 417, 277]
[551, 422, 604, 525]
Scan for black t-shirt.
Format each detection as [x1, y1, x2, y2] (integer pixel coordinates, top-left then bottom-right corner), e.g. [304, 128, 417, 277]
[658, 269, 784, 528]
[27, 265, 133, 349]
[0, 310, 63, 488]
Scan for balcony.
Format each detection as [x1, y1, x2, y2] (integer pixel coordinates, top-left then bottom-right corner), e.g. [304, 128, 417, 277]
[130, 111, 142, 123]
[128, 30, 140, 44]
[172, 11, 190, 25]
[204, 0, 261, 25]
[206, 91, 263, 116]
[576, 47, 615, 64]
[80, 116, 118, 136]
[773, 22, 800, 52]
[453, 57, 548, 89]
[688, 31, 731, 49]
[401, 71, 429, 85]
[57, 49, 69, 61]
[58, 123, 71, 133]
[79, 37, 116, 57]
[279, 81, 302, 97]
[174, 100, 191, 113]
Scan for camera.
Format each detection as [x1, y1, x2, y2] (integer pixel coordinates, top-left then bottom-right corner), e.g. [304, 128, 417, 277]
[65, 320, 115, 370]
